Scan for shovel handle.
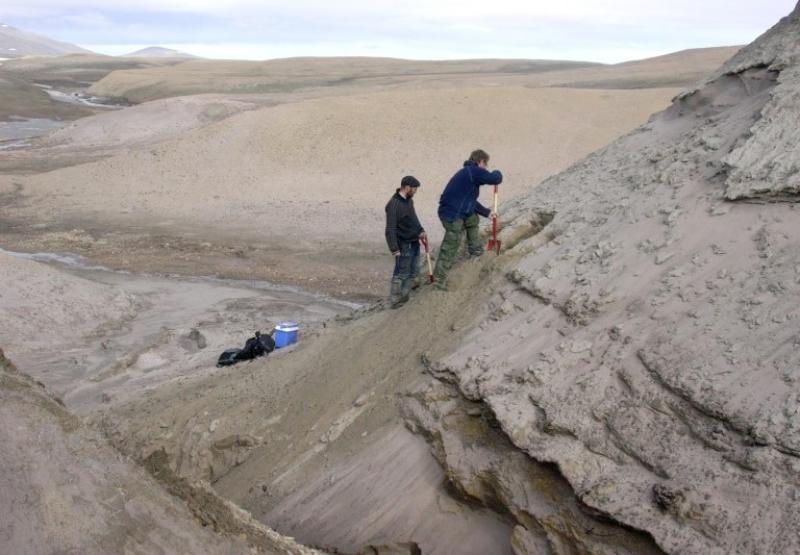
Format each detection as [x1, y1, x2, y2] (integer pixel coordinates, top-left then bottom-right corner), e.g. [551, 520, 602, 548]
[420, 236, 435, 282]
[488, 184, 501, 254]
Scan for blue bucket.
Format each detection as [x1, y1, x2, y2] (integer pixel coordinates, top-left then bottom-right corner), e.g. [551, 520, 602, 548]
[274, 321, 299, 348]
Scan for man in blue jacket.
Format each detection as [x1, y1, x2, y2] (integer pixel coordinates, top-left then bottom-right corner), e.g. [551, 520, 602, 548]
[432, 149, 502, 290]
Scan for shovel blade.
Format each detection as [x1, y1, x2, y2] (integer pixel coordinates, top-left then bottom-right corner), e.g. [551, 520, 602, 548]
[487, 239, 501, 254]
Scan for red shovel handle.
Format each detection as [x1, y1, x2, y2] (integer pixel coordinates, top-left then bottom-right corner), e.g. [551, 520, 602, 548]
[487, 185, 501, 254]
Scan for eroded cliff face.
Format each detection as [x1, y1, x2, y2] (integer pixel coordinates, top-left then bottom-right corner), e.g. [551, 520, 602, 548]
[0, 349, 321, 555]
[688, 5, 800, 200]
[403, 4, 800, 554]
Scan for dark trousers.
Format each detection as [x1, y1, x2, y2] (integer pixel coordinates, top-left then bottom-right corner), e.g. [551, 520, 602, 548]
[432, 213, 482, 287]
[390, 240, 420, 303]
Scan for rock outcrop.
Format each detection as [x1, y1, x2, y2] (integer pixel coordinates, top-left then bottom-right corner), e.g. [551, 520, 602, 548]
[404, 3, 800, 554]
[683, 6, 800, 200]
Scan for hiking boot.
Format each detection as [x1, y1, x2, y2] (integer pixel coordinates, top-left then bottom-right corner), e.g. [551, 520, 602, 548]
[390, 294, 410, 309]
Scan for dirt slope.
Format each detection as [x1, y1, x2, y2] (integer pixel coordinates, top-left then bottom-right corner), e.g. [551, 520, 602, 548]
[0, 251, 135, 360]
[0, 348, 319, 555]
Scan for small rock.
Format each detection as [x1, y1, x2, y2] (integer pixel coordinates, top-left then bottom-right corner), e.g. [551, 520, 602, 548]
[498, 300, 515, 316]
[570, 341, 593, 354]
[209, 419, 220, 433]
[655, 252, 675, 265]
[652, 484, 683, 512]
[353, 393, 370, 407]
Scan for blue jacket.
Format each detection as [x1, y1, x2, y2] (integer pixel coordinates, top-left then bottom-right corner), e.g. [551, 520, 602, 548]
[438, 160, 503, 221]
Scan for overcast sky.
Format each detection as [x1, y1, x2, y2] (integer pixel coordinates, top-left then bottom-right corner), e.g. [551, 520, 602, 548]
[2, 0, 797, 62]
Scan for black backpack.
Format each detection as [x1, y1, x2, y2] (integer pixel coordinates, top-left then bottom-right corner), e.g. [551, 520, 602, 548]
[216, 331, 275, 367]
[217, 348, 242, 367]
[238, 331, 275, 360]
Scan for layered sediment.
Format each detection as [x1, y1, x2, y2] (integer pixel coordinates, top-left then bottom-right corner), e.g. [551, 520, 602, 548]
[403, 4, 800, 553]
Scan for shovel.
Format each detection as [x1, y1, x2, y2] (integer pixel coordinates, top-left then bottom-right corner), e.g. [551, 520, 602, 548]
[420, 236, 435, 283]
[486, 184, 501, 254]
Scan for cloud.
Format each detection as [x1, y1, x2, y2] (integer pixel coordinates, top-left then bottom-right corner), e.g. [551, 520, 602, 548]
[57, 12, 113, 27]
[2, 0, 796, 62]
[3, 0, 794, 23]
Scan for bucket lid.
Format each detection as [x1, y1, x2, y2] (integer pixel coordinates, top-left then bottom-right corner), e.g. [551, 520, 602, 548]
[276, 321, 299, 332]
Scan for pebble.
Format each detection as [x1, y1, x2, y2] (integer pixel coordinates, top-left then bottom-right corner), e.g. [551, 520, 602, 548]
[655, 252, 675, 265]
[570, 341, 593, 354]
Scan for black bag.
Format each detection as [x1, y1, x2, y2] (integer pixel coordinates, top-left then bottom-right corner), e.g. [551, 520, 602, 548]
[238, 331, 275, 361]
[216, 331, 275, 367]
[217, 348, 242, 367]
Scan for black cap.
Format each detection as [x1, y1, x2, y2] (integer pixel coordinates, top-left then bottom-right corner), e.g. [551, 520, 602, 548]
[401, 175, 421, 188]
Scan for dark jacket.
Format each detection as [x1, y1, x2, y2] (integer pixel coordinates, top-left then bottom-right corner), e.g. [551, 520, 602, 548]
[385, 191, 424, 253]
[438, 160, 503, 221]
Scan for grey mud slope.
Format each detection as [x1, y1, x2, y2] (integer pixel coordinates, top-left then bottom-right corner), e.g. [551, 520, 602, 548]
[94, 261, 524, 555]
[0, 349, 320, 555]
[408, 4, 800, 555]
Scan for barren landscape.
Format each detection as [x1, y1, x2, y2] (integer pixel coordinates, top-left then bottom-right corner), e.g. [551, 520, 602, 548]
[2, 3, 799, 554]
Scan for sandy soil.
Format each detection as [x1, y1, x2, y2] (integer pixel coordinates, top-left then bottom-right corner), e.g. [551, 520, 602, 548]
[262, 425, 514, 554]
[0, 85, 679, 299]
[0, 94, 272, 172]
[0, 349, 316, 555]
[0, 250, 136, 360]
[94, 255, 508, 553]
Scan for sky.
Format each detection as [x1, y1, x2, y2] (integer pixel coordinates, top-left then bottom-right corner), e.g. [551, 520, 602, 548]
[1, 0, 797, 63]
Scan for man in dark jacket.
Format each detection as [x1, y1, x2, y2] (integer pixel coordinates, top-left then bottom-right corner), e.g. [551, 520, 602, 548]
[385, 175, 427, 308]
[432, 149, 502, 290]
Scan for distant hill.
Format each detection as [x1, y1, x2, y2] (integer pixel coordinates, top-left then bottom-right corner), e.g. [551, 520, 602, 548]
[124, 47, 199, 59]
[0, 23, 92, 58]
[89, 47, 739, 105]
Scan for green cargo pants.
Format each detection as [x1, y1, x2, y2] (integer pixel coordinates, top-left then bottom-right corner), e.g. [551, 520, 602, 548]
[432, 213, 482, 288]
